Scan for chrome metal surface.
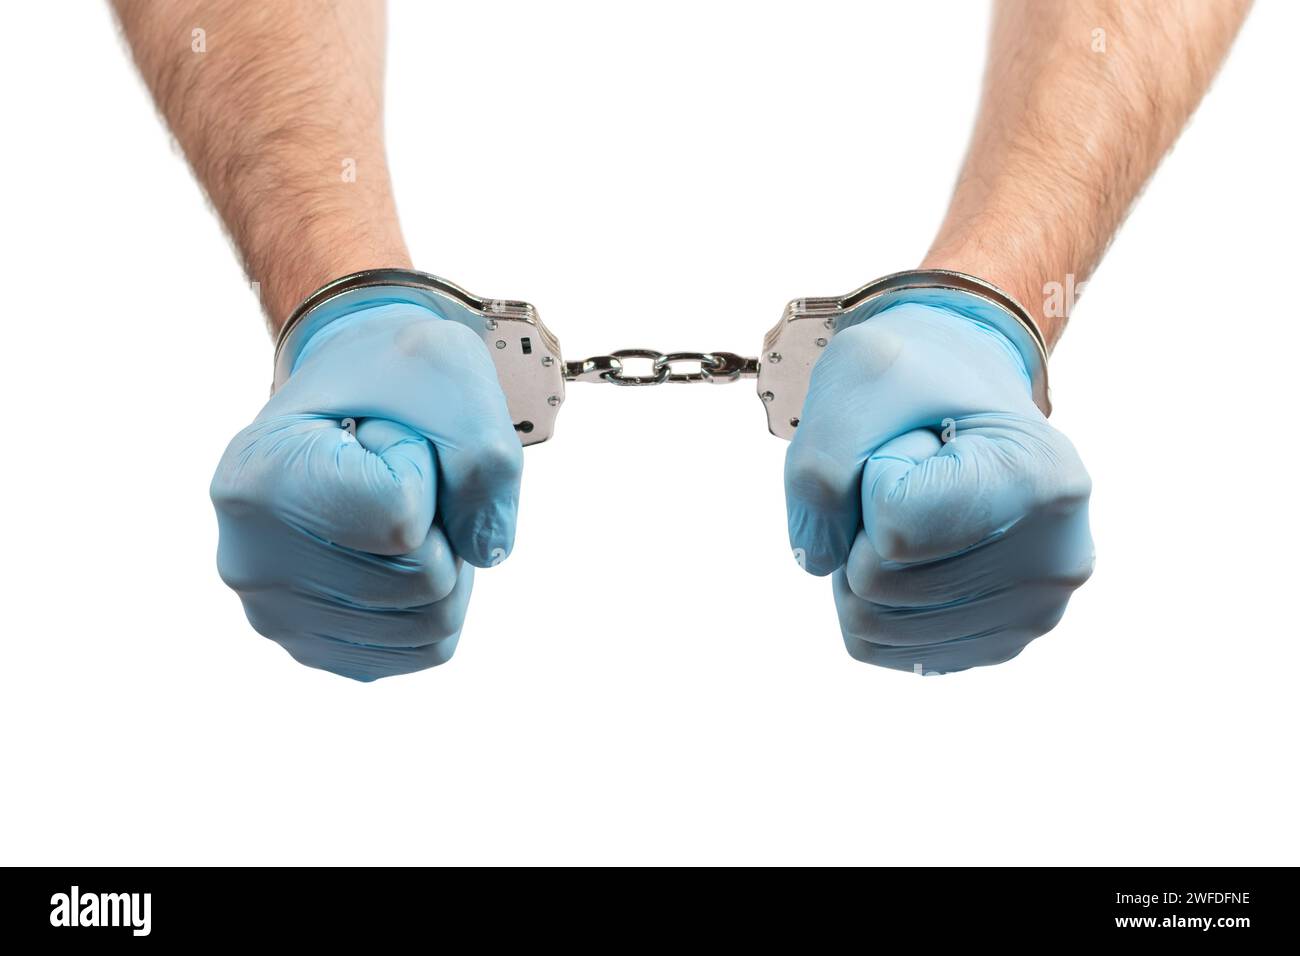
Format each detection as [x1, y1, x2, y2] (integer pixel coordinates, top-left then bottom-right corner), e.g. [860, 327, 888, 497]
[276, 268, 1046, 449]
[562, 349, 760, 386]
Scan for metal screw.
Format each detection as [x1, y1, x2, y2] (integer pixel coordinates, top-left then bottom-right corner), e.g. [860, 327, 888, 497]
[485, 319, 498, 331]
[815, 337, 827, 347]
[789, 417, 800, 428]
[495, 340, 507, 350]
[760, 390, 775, 403]
[823, 318, 834, 329]
[542, 355, 554, 367]
[547, 394, 561, 406]
[767, 351, 782, 363]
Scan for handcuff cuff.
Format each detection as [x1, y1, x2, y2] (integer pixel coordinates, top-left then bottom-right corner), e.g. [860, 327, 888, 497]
[275, 268, 1051, 445]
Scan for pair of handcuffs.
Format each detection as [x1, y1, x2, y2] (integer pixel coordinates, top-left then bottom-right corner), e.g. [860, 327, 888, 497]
[275, 268, 1051, 443]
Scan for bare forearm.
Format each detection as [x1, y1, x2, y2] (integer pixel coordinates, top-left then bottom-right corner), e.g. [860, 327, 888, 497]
[921, 0, 1250, 345]
[112, 0, 409, 330]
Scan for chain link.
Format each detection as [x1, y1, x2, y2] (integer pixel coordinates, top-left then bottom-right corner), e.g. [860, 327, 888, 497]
[564, 349, 759, 386]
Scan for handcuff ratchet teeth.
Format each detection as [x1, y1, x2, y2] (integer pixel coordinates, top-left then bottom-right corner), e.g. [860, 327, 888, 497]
[275, 268, 1049, 447]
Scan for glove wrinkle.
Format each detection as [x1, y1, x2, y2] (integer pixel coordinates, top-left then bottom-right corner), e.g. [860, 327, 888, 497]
[212, 302, 517, 680]
[788, 302, 1093, 672]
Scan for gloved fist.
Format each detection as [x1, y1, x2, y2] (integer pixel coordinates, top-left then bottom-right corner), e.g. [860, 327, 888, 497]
[784, 294, 1093, 673]
[211, 300, 523, 680]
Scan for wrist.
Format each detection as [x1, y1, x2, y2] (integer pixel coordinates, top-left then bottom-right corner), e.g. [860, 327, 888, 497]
[250, 227, 412, 335]
[920, 241, 1067, 349]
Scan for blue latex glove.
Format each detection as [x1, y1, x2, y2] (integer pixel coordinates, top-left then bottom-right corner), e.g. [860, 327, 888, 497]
[784, 293, 1093, 673]
[211, 299, 523, 681]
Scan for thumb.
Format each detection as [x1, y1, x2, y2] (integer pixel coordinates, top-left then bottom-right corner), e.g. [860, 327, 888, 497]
[325, 417, 437, 555]
[862, 422, 1045, 564]
[431, 412, 524, 569]
[383, 320, 524, 568]
[353, 416, 437, 507]
[784, 439, 864, 576]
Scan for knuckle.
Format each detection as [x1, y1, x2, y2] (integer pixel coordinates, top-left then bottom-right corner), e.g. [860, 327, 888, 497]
[376, 480, 429, 554]
[840, 599, 887, 642]
[407, 558, 460, 606]
[870, 514, 927, 564]
[847, 566, 893, 606]
[392, 319, 499, 386]
[1026, 601, 1069, 638]
[215, 548, 256, 593]
[845, 542, 885, 601]
[1035, 429, 1093, 505]
[423, 599, 468, 643]
[395, 315, 481, 357]
[214, 516, 273, 592]
[870, 486, 981, 563]
[1050, 553, 1096, 591]
[209, 439, 264, 512]
[418, 319, 505, 380]
[465, 433, 524, 488]
[785, 451, 855, 513]
[1061, 466, 1093, 506]
[439, 316, 489, 350]
[827, 321, 906, 379]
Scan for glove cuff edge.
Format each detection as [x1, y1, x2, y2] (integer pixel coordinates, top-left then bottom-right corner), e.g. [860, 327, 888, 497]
[832, 269, 1051, 416]
[271, 268, 538, 393]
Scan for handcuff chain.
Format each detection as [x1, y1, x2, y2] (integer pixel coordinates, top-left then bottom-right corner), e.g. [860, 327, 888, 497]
[563, 349, 760, 386]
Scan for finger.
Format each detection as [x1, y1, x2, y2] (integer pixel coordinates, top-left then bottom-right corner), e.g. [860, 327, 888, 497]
[241, 562, 475, 682]
[844, 503, 1094, 609]
[835, 564, 1069, 648]
[242, 558, 472, 650]
[295, 522, 462, 610]
[784, 441, 862, 576]
[432, 426, 523, 569]
[214, 416, 436, 557]
[832, 567, 1072, 673]
[354, 417, 436, 498]
[862, 418, 1088, 564]
[277, 628, 461, 683]
[217, 513, 461, 611]
[381, 321, 522, 568]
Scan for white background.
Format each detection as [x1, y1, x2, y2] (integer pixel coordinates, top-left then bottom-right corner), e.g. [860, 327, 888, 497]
[1, 1, 1296, 865]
